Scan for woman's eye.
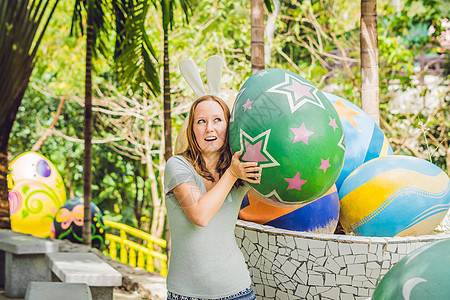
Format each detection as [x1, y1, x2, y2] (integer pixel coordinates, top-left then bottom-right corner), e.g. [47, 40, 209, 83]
[214, 118, 222, 122]
[197, 119, 205, 124]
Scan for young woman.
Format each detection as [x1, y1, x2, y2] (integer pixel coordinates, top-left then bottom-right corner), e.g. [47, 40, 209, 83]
[164, 95, 261, 300]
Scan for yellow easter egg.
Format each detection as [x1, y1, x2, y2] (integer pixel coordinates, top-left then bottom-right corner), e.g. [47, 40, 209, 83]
[8, 152, 66, 238]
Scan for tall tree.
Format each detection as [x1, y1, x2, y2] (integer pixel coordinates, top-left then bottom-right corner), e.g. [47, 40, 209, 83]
[82, 0, 94, 245]
[157, 0, 191, 253]
[160, 0, 191, 163]
[360, 0, 379, 124]
[0, 0, 59, 228]
[71, 0, 162, 244]
[71, 0, 110, 245]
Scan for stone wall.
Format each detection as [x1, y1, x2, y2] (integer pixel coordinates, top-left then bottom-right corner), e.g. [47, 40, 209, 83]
[235, 220, 450, 300]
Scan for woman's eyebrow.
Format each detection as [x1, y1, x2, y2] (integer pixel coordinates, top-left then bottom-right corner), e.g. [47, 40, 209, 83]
[195, 113, 223, 119]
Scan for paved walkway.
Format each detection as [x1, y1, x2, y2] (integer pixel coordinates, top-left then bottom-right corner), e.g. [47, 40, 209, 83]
[57, 240, 167, 299]
[0, 239, 167, 300]
[0, 287, 143, 300]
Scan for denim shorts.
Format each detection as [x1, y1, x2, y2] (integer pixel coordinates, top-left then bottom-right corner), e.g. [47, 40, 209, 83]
[167, 286, 256, 300]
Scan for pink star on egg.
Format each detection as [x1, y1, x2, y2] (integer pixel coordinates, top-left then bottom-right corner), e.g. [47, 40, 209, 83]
[318, 158, 331, 173]
[284, 79, 315, 102]
[242, 140, 269, 163]
[243, 99, 254, 112]
[329, 116, 338, 131]
[291, 122, 314, 145]
[285, 172, 307, 191]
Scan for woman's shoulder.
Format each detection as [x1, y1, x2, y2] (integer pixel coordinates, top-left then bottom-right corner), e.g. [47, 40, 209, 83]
[167, 155, 189, 164]
[166, 155, 194, 171]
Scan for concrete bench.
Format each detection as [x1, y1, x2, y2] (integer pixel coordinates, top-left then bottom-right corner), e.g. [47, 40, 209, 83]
[25, 281, 92, 300]
[46, 252, 122, 300]
[0, 230, 58, 298]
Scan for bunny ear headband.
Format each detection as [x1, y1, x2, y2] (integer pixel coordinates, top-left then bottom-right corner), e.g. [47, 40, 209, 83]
[179, 55, 229, 105]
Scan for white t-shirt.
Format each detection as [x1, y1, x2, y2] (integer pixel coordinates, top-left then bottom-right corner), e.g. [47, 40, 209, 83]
[164, 155, 251, 298]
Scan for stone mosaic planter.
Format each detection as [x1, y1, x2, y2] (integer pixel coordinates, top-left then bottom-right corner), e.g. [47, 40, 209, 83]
[235, 220, 450, 300]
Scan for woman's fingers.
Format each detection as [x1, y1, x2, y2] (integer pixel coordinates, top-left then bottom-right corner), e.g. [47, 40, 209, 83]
[246, 166, 261, 173]
[242, 161, 258, 167]
[246, 176, 261, 184]
[233, 150, 243, 160]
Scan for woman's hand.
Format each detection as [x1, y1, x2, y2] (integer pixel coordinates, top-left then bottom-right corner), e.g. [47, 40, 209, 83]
[227, 151, 262, 184]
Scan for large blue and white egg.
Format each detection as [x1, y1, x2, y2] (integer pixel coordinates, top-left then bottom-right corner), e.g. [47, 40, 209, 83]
[323, 92, 393, 190]
[339, 155, 450, 237]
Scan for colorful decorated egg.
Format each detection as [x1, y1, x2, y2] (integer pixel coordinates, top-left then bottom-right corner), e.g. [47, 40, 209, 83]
[8, 152, 66, 238]
[372, 239, 450, 299]
[51, 197, 106, 250]
[339, 155, 450, 237]
[239, 185, 339, 234]
[323, 92, 393, 190]
[229, 69, 345, 204]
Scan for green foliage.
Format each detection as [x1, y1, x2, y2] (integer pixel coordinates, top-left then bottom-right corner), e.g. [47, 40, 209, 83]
[8, 0, 449, 232]
[0, 0, 59, 128]
[113, 0, 160, 95]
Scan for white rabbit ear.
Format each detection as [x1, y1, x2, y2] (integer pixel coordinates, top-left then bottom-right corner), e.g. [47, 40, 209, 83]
[206, 55, 223, 96]
[179, 59, 206, 98]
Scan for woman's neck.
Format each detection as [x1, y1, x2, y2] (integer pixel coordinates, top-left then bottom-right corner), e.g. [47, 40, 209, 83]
[203, 152, 220, 175]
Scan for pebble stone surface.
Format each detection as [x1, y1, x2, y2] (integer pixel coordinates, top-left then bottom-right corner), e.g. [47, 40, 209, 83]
[235, 220, 450, 300]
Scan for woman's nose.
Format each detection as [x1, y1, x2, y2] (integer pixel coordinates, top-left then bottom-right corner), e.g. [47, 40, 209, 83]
[206, 122, 214, 132]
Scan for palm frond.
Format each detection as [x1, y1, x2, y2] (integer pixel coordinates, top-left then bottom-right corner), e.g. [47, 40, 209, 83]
[264, 0, 273, 13]
[70, 0, 111, 60]
[176, 0, 192, 25]
[114, 0, 160, 96]
[0, 0, 59, 126]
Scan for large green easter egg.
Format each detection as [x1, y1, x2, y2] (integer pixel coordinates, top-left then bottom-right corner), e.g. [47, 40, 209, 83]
[229, 69, 345, 204]
[372, 239, 450, 300]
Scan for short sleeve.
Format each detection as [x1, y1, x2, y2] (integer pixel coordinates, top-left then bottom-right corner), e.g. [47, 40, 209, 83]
[164, 156, 197, 194]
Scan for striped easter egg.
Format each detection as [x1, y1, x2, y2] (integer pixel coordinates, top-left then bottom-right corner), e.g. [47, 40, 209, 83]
[339, 155, 450, 237]
[239, 185, 339, 234]
[323, 92, 393, 190]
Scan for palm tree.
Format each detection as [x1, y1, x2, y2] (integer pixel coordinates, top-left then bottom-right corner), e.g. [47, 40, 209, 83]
[0, 0, 59, 228]
[71, 0, 192, 243]
[71, 0, 163, 245]
[360, 0, 379, 124]
[160, 0, 191, 163]
[71, 0, 111, 245]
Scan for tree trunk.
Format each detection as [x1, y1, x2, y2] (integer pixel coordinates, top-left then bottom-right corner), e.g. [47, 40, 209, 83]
[0, 150, 10, 229]
[82, 21, 93, 246]
[360, 0, 379, 124]
[162, 0, 172, 256]
[163, 32, 172, 162]
[265, 0, 280, 66]
[251, 0, 265, 73]
[0, 89, 26, 229]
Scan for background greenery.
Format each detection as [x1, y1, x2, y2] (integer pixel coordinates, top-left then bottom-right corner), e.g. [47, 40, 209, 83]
[8, 0, 449, 231]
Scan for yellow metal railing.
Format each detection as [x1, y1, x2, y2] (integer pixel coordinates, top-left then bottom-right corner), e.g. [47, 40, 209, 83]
[103, 220, 167, 277]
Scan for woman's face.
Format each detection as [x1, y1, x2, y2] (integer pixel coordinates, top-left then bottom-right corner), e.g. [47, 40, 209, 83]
[193, 100, 227, 156]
